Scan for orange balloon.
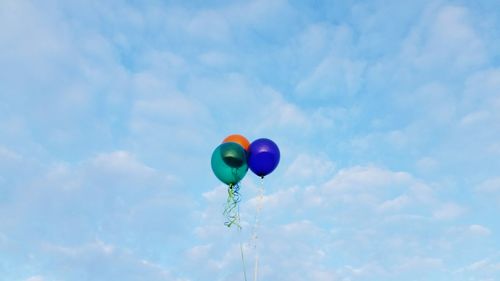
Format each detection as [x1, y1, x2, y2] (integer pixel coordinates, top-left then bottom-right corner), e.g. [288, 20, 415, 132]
[223, 134, 250, 151]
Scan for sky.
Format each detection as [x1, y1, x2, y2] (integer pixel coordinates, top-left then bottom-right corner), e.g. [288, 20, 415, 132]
[1, 0, 500, 280]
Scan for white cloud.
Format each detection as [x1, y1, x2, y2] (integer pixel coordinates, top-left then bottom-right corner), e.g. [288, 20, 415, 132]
[285, 153, 336, 183]
[25, 276, 44, 281]
[475, 177, 500, 205]
[249, 186, 300, 213]
[186, 10, 230, 42]
[0, 149, 190, 280]
[433, 203, 466, 220]
[397, 256, 443, 271]
[415, 157, 439, 174]
[221, 0, 294, 33]
[194, 164, 471, 280]
[455, 255, 500, 280]
[42, 241, 182, 281]
[185, 243, 212, 260]
[0, 146, 22, 161]
[137, 50, 187, 76]
[468, 224, 492, 236]
[131, 96, 211, 130]
[198, 51, 232, 67]
[183, 71, 329, 139]
[291, 21, 365, 100]
[322, 166, 412, 193]
[156, 0, 293, 45]
[402, 5, 487, 72]
[378, 195, 410, 212]
[89, 151, 155, 178]
[296, 54, 366, 99]
[459, 110, 491, 127]
[476, 177, 500, 193]
[464, 68, 500, 111]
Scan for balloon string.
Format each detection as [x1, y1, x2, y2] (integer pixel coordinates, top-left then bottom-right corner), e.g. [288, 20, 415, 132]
[252, 177, 264, 281]
[238, 208, 249, 281]
[223, 182, 248, 281]
[223, 183, 241, 228]
[221, 169, 248, 280]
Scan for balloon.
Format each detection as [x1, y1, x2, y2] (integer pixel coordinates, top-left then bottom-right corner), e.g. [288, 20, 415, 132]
[220, 141, 246, 168]
[248, 138, 280, 177]
[211, 142, 248, 185]
[223, 134, 250, 151]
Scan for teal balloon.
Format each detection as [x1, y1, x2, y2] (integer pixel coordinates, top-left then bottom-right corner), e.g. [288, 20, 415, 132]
[211, 142, 248, 185]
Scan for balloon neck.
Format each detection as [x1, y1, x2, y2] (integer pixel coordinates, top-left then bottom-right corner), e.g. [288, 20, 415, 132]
[260, 176, 264, 179]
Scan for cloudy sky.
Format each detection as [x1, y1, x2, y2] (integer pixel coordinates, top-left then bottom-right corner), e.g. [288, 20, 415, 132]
[1, 0, 500, 280]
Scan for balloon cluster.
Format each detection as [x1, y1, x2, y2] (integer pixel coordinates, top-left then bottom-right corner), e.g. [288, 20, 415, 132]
[211, 134, 280, 227]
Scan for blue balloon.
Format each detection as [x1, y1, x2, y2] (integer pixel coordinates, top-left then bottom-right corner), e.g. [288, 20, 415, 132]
[248, 138, 280, 177]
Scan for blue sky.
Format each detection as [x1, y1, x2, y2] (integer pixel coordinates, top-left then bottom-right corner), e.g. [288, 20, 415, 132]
[1, 0, 500, 280]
